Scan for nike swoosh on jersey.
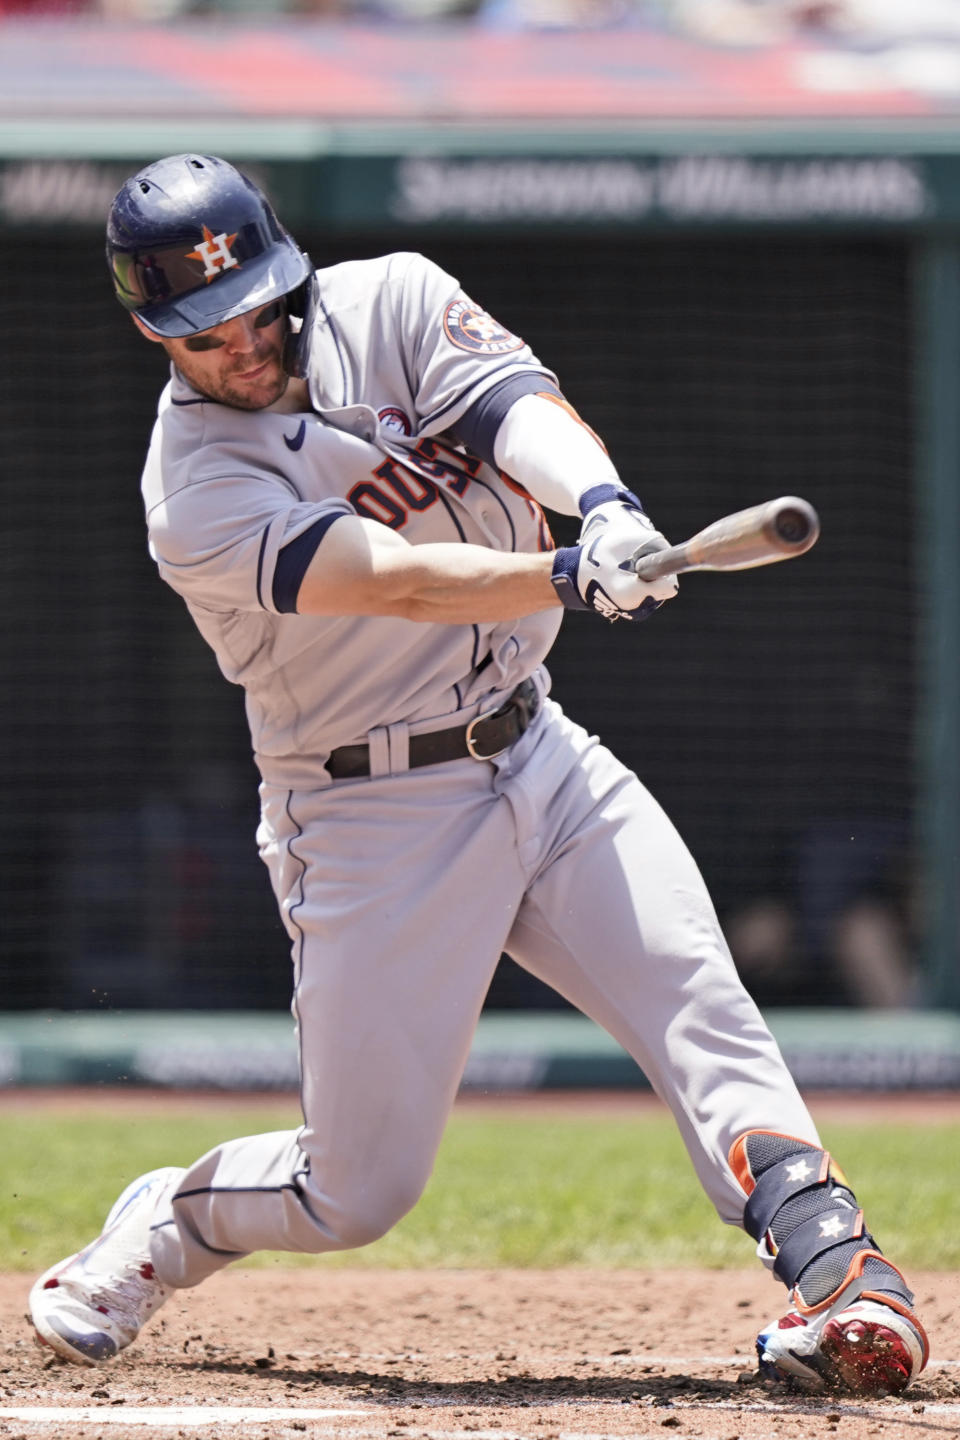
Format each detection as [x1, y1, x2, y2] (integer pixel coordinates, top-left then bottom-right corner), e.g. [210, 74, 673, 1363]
[283, 420, 307, 451]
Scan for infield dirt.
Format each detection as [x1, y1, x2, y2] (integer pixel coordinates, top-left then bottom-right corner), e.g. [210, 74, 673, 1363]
[2, 1267, 957, 1440]
[2, 1091, 957, 1439]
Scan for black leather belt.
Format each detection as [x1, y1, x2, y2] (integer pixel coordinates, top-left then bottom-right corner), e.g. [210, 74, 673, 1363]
[327, 678, 540, 780]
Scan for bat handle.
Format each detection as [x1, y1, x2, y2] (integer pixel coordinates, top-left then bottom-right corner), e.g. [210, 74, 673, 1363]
[633, 542, 687, 582]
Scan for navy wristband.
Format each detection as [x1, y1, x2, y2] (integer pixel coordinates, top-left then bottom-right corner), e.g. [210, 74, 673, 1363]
[578, 484, 644, 518]
[550, 546, 590, 611]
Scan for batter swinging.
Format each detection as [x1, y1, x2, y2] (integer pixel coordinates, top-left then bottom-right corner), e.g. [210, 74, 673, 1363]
[29, 154, 928, 1397]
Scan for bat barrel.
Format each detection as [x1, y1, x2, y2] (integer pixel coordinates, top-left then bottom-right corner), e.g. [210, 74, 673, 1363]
[631, 494, 821, 580]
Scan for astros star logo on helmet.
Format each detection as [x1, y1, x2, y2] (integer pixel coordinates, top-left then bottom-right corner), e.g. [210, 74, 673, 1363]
[186, 225, 240, 282]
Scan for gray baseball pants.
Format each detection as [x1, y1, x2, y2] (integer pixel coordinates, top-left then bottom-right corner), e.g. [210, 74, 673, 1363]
[150, 693, 819, 1287]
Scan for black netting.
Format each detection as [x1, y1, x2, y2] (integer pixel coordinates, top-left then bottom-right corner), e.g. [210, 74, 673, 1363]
[0, 229, 915, 1011]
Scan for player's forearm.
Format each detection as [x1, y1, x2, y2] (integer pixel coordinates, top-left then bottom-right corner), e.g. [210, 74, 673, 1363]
[493, 392, 622, 516]
[377, 543, 560, 623]
[294, 516, 560, 622]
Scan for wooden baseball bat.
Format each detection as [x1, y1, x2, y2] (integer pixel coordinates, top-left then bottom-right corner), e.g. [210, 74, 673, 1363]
[632, 495, 820, 580]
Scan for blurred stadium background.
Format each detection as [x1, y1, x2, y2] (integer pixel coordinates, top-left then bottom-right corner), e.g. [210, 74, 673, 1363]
[1, 0, 959, 1089]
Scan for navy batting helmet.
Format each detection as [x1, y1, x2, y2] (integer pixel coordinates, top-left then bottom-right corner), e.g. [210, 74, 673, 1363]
[106, 153, 313, 339]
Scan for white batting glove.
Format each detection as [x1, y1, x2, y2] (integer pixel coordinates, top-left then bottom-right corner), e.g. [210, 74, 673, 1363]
[550, 485, 679, 621]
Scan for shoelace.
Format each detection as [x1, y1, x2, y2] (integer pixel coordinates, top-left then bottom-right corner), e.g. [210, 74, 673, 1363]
[78, 1265, 166, 1329]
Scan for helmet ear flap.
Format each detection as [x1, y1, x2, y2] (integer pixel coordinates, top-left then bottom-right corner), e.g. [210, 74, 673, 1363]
[284, 266, 315, 321]
[283, 269, 319, 380]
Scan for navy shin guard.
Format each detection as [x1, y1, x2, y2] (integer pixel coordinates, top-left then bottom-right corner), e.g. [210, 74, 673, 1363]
[729, 1130, 916, 1317]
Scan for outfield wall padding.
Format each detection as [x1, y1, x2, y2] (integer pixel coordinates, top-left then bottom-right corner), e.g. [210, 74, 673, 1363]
[1, 1010, 958, 1093]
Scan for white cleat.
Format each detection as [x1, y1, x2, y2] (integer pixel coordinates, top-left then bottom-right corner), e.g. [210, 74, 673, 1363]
[757, 1296, 929, 1397]
[29, 1167, 186, 1365]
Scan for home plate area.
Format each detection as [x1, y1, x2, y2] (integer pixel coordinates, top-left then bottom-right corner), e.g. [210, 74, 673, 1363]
[1, 1269, 957, 1439]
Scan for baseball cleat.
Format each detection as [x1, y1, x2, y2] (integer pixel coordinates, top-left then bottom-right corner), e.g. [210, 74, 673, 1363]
[757, 1296, 928, 1396]
[29, 1166, 185, 1365]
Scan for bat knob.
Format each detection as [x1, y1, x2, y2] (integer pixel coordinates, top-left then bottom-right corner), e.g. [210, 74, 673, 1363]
[770, 498, 820, 552]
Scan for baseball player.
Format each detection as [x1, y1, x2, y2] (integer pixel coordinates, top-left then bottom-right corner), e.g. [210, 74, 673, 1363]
[30, 154, 927, 1397]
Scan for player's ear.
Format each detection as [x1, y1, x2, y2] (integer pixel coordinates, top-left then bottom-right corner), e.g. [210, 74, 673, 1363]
[131, 315, 165, 344]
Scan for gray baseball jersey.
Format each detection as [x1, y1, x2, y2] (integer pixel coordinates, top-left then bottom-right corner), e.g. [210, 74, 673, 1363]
[142, 251, 561, 786]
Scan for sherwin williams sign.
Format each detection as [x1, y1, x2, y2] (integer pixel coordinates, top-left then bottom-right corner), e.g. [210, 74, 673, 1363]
[388, 154, 931, 225]
[0, 153, 950, 233]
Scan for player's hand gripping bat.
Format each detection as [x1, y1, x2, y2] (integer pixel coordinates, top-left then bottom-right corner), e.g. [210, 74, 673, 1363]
[631, 496, 820, 581]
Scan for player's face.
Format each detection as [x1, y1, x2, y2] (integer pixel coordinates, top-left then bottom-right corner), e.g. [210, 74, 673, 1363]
[138, 300, 289, 411]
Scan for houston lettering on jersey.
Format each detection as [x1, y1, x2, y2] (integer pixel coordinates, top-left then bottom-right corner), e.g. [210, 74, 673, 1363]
[347, 438, 481, 529]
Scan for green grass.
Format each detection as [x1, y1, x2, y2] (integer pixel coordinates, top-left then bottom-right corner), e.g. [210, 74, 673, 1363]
[2, 1106, 956, 1274]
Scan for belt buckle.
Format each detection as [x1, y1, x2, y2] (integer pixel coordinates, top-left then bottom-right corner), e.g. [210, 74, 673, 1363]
[465, 699, 511, 762]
